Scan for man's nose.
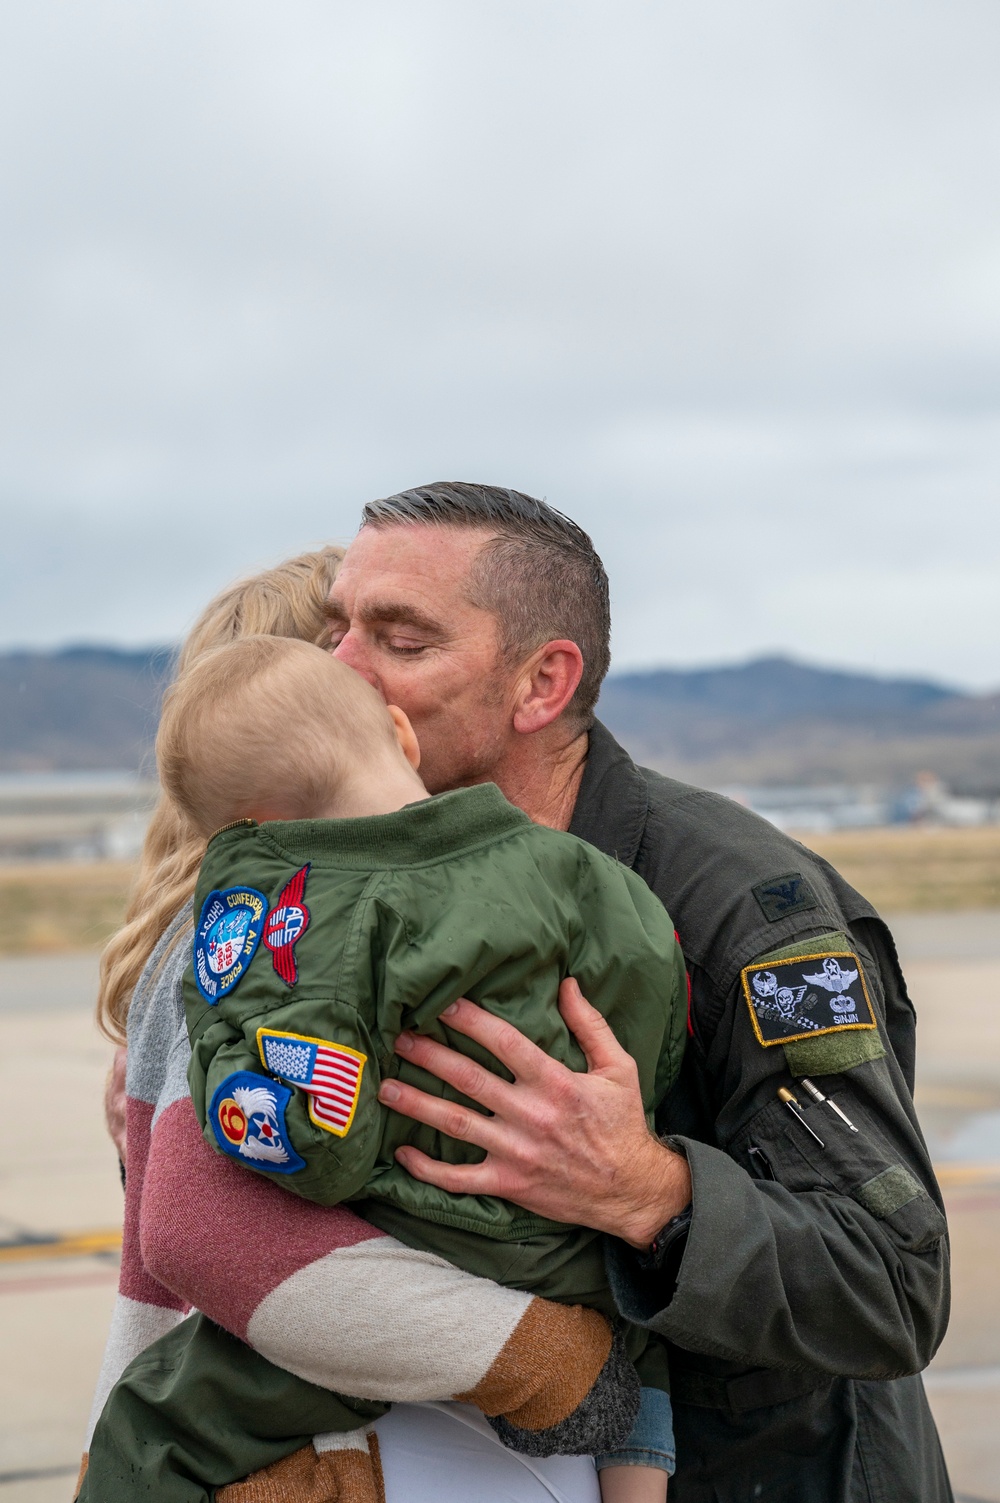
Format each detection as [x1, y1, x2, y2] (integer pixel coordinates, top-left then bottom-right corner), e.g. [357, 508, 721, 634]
[331, 632, 379, 690]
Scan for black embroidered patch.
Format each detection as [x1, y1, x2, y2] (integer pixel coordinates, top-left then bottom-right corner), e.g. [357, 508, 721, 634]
[751, 872, 819, 923]
[740, 951, 877, 1047]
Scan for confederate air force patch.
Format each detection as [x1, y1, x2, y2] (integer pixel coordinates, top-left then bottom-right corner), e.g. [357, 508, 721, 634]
[193, 886, 267, 1003]
[740, 951, 876, 1047]
[208, 1070, 305, 1173]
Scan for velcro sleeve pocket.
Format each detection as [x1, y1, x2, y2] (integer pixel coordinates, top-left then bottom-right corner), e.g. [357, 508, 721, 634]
[732, 1089, 947, 1255]
[853, 1166, 947, 1253]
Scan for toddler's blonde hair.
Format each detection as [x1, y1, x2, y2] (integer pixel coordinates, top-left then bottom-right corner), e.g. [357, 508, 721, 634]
[157, 636, 399, 836]
[97, 545, 344, 1043]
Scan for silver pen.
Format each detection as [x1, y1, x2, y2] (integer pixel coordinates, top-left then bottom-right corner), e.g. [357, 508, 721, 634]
[800, 1077, 858, 1132]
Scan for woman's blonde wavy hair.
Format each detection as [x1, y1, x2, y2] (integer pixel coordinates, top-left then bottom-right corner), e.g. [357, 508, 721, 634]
[96, 545, 345, 1044]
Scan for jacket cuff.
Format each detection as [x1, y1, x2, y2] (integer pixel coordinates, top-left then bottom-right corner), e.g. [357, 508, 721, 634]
[606, 1135, 758, 1356]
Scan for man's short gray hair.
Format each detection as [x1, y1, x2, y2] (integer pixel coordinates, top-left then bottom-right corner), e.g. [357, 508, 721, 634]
[361, 481, 611, 725]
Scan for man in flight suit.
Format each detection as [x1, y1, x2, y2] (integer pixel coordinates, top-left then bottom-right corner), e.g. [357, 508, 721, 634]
[326, 480, 952, 1503]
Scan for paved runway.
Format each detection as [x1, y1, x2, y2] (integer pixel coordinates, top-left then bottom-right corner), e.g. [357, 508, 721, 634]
[0, 955, 119, 1502]
[0, 919, 998, 1502]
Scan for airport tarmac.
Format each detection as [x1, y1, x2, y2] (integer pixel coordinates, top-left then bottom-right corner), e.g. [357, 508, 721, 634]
[0, 918, 998, 1502]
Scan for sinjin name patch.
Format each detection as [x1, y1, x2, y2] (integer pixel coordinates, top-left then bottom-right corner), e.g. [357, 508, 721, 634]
[740, 950, 877, 1047]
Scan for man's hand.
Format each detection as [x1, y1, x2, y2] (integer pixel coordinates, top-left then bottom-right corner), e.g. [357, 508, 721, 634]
[378, 980, 691, 1248]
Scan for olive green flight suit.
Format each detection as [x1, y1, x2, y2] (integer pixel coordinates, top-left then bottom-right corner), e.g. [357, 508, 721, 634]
[574, 723, 952, 1503]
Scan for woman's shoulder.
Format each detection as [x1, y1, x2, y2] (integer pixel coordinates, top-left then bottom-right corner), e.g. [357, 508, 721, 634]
[125, 909, 192, 1101]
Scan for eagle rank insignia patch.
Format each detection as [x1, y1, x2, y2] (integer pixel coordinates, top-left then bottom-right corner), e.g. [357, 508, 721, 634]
[740, 951, 876, 1047]
[258, 1027, 366, 1137]
[208, 1070, 305, 1174]
[193, 886, 267, 1003]
[263, 865, 311, 985]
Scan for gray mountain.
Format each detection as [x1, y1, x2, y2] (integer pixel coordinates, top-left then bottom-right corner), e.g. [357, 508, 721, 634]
[597, 656, 1000, 794]
[0, 646, 174, 773]
[2, 646, 998, 793]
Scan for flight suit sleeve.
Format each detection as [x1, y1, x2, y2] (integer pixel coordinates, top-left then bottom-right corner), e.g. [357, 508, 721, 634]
[606, 931, 950, 1379]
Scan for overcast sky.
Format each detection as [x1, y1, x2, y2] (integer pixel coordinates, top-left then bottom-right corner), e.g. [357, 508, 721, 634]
[2, 1, 999, 686]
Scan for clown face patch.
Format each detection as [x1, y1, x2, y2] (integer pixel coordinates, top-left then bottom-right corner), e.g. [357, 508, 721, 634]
[208, 1070, 305, 1173]
[263, 865, 311, 986]
[740, 950, 876, 1047]
[193, 886, 267, 1003]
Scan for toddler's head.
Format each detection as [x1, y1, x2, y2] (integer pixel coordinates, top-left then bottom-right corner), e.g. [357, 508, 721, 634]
[157, 636, 426, 835]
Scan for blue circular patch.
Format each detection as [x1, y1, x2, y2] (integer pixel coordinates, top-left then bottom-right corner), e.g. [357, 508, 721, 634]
[193, 886, 268, 1004]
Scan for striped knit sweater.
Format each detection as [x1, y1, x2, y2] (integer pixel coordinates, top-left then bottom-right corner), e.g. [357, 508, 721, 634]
[81, 913, 629, 1501]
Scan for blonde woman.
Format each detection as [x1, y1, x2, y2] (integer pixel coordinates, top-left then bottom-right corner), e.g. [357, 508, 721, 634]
[83, 549, 609, 1503]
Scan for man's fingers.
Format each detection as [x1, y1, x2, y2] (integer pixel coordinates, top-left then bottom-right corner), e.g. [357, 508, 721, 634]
[393, 1028, 513, 1113]
[558, 978, 631, 1074]
[379, 1075, 504, 1153]
[393, 1144, 498, 1196]
[427, 998, 552, 1084]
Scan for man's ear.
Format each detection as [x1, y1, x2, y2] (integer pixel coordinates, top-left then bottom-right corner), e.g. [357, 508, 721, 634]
[387, 705, 421, 769]
[511, 640, 584, 736]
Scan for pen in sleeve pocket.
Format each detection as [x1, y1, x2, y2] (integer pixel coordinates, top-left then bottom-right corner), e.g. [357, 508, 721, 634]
[800, 1076, 859, 1132]
[777, 1086, 825, 1148]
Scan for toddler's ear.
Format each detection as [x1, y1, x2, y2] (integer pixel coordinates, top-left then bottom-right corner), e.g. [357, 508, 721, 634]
[387, 705, 421, 770]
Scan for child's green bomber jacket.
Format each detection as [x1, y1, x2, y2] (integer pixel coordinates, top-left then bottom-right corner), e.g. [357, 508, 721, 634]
[185, 782, 687, 1246]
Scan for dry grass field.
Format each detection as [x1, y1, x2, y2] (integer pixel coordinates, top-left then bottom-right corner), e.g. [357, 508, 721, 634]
[0, 824, 999, 958]
[0, 861, 136, 955]
[797, 825, 1000, 912]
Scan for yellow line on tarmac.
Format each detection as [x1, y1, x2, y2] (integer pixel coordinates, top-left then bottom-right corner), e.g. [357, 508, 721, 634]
[934, 1163, 1000, 1187]
[0, 1229, 121, 1264]
[0, 1165, 994, 1266]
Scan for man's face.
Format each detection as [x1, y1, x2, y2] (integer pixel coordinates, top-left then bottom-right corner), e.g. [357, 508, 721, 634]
[326, 523, 519, 793]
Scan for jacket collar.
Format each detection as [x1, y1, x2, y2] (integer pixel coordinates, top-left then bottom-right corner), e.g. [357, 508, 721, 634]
[569, 720, 650, 869]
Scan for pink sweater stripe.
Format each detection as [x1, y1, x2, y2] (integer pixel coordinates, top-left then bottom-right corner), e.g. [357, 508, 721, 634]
[120, 1097, 188, 1312]
[140, 1096, 387, 1340]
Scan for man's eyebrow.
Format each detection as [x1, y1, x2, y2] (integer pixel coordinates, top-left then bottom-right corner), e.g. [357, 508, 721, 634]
[324, 597, 448, 637]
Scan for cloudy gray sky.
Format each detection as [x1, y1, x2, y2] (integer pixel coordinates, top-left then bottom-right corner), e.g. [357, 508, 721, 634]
[2, 1, 999, 686]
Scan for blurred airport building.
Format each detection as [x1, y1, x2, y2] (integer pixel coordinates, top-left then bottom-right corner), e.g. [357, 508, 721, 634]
[1, 768, 997, 864]
[726, 773, 1000, 834]
[0, 773, 158, 863]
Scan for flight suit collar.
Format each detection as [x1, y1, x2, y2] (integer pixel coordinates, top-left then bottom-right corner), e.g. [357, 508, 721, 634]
[569, 720, 649, 870]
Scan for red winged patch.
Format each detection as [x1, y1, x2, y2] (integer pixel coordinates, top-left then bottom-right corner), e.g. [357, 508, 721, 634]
[263, 865, 311, 985]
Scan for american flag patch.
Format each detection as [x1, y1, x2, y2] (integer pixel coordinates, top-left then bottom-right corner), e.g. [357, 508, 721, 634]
[257, 1027, 366, 1137]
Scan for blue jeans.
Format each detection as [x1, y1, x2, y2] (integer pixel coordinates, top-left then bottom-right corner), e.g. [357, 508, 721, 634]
[594, 1388, 676, 1474]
